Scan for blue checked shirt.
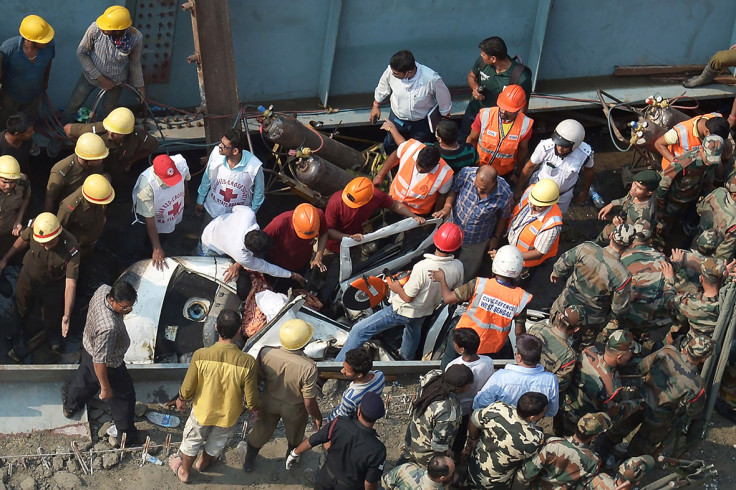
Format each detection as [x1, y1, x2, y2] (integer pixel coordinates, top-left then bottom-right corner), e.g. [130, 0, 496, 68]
[450, 167, 513, 245]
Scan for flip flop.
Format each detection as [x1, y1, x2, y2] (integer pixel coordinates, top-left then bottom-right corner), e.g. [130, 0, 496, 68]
[168, 454, 190, 484]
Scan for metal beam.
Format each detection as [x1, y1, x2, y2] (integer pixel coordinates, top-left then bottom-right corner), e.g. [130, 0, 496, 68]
[527, 0, 553, 91]
[318, 0, 343, 107]
[182, 0, 240, 144]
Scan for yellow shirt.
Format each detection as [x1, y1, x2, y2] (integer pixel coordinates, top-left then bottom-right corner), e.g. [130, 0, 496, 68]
[179, 342, 260, 428]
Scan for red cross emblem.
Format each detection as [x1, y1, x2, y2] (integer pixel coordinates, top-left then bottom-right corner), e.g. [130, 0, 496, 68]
[219, 187, 239, 202]
[168, 202, 182, 216]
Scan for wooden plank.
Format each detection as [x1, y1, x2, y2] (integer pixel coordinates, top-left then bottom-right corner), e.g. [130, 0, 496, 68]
[614, 64, 705, 76]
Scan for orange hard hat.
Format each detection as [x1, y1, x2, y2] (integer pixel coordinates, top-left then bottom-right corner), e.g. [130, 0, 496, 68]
[433, 222, 464, 252]
[342, 177, 375, 209]
[292, 203, 321, 239]
[497, 84, 526, 113]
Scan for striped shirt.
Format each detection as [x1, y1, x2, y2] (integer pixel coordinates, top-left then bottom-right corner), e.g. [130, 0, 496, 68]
[326, 370, 386, 423]
[77, 23, 144, 87]
[450, 167, 513, 245]
[82, 285, 130, 368]
[507, 203, 561, 255]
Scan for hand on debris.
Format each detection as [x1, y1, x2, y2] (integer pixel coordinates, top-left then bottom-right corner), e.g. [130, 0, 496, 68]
[431, 207, 450, 219]
[310, 257, 327, 273]
[428, 269, 445, 283]
[412, 216, 426, 225]
[285, 450, 299, 470]
[152, 248, 168, 271]
[61, 315, 70, 338]
[224, 263, 241, 283]
[194, 204, 204, 217]
[349, 233, 363, 242]
[597, 203, 613, 220]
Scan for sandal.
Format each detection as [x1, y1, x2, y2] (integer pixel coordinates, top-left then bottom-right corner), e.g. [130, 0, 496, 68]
[168, 454, 190, 484]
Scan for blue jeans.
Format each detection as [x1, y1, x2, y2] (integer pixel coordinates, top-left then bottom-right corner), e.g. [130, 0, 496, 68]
[66, 74, 122, 120]
[382, 111, 433, 155]
[335, 306, 427, 361]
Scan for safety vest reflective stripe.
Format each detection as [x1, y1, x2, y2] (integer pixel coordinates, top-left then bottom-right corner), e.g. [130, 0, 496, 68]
[663, 113, 721, 169]
[389, 139, 453, 215]
[510, 186, 563, 267]
[476, 107, 533, 174]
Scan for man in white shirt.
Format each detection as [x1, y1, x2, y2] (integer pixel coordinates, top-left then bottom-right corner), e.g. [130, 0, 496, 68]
[370, 50, 452, 154]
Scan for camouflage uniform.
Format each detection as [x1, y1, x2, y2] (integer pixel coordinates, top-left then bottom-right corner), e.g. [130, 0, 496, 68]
[527, 319, 577, 394]
[595, 169, 658, 247]
[674, 229, 720, 294]
[467, 401, 545, 489]
[671, 259, 723, 343]
[400, 370, 462, 466]
[586, 455, 655, 490]
[519, 413, 610, 489]
[381, 462, 443, 490]
[607, 337, 713, 456]
[697, 181, 736, 261]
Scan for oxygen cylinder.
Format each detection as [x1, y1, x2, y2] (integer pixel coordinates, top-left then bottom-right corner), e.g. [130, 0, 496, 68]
[294, 155, 354, 196]
[643, 96, 690, 129]
[629, 117, 667, 152]
[260, 108, 365, 170]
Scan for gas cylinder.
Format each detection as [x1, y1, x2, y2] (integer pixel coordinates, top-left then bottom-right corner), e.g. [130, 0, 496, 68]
[260, 106, 365, 170]
[643, 96, 690, 129]
[629, 117, 667, 152]
[294, 154, 354, 197]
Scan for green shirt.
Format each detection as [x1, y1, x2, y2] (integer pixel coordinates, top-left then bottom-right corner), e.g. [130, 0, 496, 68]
[467, 57, 532, 115]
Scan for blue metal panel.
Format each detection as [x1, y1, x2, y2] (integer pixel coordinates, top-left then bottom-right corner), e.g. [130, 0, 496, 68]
[527, 0, 552, 91]
[318, 0, 343, 106]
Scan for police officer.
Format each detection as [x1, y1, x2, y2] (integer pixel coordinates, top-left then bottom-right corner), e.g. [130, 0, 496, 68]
[0, 155, 30, 256]
[0, 213, 79, 359]
[57, 174, 115, 257]
[45, 132, 108, 212]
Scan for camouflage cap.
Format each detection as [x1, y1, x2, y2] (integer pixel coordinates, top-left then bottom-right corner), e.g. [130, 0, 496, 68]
[700, 257, 725, 281]
[633, 220, 652, 241]
[577, 412, 612, 436]
[685, 334, 715, 360]
[633, 169, 661, 191]
[696, 229, 723, 254]
[561, 304, 586, 327]
[612, 223, 635, 246]
[726, 174, 736, 193]
[607, 330, 642, 354]
[617, 455, 655, 483]
[701, 134, 724, 165]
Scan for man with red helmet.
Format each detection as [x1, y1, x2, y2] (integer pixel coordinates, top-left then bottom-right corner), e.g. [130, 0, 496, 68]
[335, 223, 465, 361]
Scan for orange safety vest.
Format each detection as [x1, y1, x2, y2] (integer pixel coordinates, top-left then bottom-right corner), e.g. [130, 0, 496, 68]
[455, 277, 532, 355]
[476, 106, 533, 175]
[389, 139, 453, 215]
[662, 113, 721, 170]
[510, 186, 563, 267]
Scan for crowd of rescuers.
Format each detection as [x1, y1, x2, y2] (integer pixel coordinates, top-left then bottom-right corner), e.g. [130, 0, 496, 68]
[3, 9, 736, 487]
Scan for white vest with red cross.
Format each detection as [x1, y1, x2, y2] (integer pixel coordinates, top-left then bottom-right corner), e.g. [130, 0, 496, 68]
[204, 149, 261, 218]
[134, 155, 189, 234]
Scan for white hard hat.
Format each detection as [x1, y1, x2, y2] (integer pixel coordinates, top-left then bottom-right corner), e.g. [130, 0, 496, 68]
[552, 119, 585, 150]
[491, 245, 524, 278]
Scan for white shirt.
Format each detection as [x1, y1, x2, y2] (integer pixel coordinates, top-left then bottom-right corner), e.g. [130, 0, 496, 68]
[507, 202, 561, 255]
[447, 356, 495, 415]
[200, 205, 291, 278]
[529, 139, 594, 195]
[408, 163, 453, 195]
[390, 253, 463, 318]
[374, 63, 452, 121]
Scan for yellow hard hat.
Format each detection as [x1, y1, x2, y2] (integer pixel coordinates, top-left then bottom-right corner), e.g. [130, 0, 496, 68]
[0, 155, 21, 180]
[19, 15, 54, 44]
[279, 319, 314, 351]
[103, 107, 135, 135]
[528, 178, 560, 207]
[292, 203, 321, 240]
[82, 174, 115, 205]
[32, 212, 62, 243]
[75, 133, 109, 160]
[96, 5, 132, 31]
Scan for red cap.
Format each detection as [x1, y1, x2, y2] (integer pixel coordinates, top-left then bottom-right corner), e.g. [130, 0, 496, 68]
[153, 155, 182, 186]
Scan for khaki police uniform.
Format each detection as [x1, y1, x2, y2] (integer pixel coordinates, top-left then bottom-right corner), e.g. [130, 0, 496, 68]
[57, 186, 107, 256]
[0, 174, 30, 255]
[46, 155, 101, 210]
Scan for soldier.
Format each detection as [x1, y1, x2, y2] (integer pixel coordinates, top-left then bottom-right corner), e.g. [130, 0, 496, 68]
[670, 229, 721, 294]
[561, 331, 642, 437]
[586, 455, 655, 490]
[668, 258, 724, 345]
[601, 335, 713, 458]
[56, 175, 114, 257]
[45, 132, 108, 212]
[64, 107, 159, 192]
[0, 213, 79, 359]
[465, 393, 547, 490]
[382, 454, 456, 490]
[696, 173, 736, 261]
[518, 412, 610, 489]
[527, 305, 584, 394]
[398, 365, 473, 466]
[0, 156, 30, 256]
[596, 170, 659, 246]
[655, 134, 722, 240]
[549, 223, 633, 337]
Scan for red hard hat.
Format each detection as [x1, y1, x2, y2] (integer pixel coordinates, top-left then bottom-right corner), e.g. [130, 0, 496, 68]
[433, 223, 464, 252]
[497, 84, 526, 113]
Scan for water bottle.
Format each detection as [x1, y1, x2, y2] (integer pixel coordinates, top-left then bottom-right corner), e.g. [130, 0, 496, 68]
[144, 453, 163, 466]
[590, 185, 605, 209]
[76, 107, 90, 123]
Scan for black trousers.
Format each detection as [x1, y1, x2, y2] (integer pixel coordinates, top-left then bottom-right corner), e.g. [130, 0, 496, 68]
[65, 350, 138, 442]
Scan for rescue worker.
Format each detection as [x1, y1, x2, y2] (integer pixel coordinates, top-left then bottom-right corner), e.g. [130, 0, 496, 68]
[432, 245, 531, 363]
[696, 173, 736, 261]
[503, 178, 563, 280]
[586, 455, 655, 490]
[515, 119, 594, 214]
[669, 258, 723, 345]
[560, 331, 642, 436]
[129, 154, 190, 271]
[63, 107, 159, 191]
[466, 84, 533, 179]
[0, 213, 79, 359]
[56, 174, 115, 257]
[335, 223, 464, 362]
[240, 319, 322, 472]
[0, 113, 34, 174]
[195, 128, 264, 225]
[527, 305, 584, 394]
[670, 229, 721, 294]
[465, 393, 547, 490]
[372, 140, 453, 217]
[45, 132, 108, 212]
[0, 155, 30, 256]
[382, 454, 456, 490]
[600, 335, 713, 458]
[596, 170, 659, 246]
[518, 412, 611, 489]
[654, 113, 729, 170]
